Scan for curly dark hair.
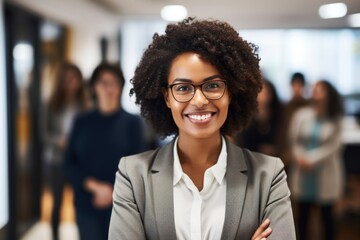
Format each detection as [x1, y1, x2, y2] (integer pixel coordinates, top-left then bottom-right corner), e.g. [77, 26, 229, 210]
[130, 17, 262, 137]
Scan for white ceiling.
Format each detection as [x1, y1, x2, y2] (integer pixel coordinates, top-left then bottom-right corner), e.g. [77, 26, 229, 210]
[8, 0, 360, 30]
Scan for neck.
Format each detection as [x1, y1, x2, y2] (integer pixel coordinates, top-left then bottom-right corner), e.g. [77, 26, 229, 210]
[257, 105, 269, 121]
[177, 133, 222, 167]
[66, 93, 77, 105]
[314, 102, 326, 118]
[98, 101, 120, 114]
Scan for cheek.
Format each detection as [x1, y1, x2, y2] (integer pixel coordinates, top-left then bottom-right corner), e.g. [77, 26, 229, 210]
[223, 92, 231, 107]
[114, 87, 121, 96]
[94, 86, 102, 96]
[169, 100, 184, 115]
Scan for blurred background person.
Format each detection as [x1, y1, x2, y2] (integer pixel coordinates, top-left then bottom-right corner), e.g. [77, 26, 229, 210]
[279, 72, 309, 170]
[43, 62, 90, 240]
[289, 80, 345, 240]
[234, 78, 283, 157]
[64, 62, 146, 240]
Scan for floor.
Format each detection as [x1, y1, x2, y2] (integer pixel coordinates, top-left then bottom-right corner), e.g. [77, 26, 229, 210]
[20, 185, 79, 240]
[20, 177, 360, 240]
[20, 222, 78, 240]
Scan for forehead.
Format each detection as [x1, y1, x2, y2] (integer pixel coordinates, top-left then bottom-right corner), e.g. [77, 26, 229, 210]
[168, 52, 220, 83]
[98, 71, 118, 81]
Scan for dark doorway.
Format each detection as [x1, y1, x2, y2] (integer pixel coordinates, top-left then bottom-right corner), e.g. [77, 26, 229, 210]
[4, 3, 42, 239]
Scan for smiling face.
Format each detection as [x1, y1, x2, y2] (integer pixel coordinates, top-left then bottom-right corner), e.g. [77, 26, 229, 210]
[163, 52, 231, 140]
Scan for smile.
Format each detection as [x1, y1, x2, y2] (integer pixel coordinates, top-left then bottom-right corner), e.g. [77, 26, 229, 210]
[187, 113, 212, 121]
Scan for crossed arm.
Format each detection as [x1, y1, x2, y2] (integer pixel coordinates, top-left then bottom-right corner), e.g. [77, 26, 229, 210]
[109, 157, 274, 240]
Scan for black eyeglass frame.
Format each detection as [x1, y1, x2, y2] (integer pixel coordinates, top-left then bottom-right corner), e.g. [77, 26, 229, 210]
[167, 80, 227, 103]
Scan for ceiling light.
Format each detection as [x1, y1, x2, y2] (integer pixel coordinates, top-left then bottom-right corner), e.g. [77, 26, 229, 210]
[161, 5, 188, 22]
[348, 13, 360, 27]
[319, 2, 347, 19]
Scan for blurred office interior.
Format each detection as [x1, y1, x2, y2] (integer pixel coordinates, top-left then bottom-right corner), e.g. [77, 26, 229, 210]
[1, 0, 360, 239]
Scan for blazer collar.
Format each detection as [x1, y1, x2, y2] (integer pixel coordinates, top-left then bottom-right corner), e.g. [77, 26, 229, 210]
[151, 138, 248, 240]
[151, 140, 177, 240]
[220, 139, 248, 240]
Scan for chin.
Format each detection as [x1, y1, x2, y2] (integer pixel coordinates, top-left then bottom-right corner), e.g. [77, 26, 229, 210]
[184, 128, 221, 140]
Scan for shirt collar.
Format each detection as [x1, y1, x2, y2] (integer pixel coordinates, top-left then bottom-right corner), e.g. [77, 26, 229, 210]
[173, 136, 227, 186]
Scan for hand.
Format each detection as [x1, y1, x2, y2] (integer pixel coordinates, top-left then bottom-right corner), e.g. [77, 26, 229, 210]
[298, 158, 312, 172]
[84, 178, 113, 209]
[92, 182, 113, 209]
[57, 136, 67, 150]
[251, 219, 272, 240]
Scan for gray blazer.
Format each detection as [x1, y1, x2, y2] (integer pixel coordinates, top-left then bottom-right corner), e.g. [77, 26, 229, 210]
[109, 139, 296, 240]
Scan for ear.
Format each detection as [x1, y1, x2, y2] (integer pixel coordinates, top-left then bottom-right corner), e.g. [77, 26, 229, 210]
[162, 87, 171, 108]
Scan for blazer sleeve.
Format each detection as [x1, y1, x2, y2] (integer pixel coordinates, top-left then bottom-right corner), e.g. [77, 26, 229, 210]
[264, 159, 296, 240]
[109, 157, 146, 240]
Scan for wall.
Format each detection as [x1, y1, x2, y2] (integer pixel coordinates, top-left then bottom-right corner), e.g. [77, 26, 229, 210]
[70, 26, 119, 79]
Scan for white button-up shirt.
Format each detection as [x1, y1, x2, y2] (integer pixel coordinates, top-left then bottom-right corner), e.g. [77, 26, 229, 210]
[173, 137, 227, 240]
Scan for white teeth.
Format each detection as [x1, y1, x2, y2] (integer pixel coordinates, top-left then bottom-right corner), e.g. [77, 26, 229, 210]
[188, 113, 212, 121]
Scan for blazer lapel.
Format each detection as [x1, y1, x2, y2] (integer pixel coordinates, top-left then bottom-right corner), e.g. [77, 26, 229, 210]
[221, 141, 248, 240]
[151, 140, 177, 240]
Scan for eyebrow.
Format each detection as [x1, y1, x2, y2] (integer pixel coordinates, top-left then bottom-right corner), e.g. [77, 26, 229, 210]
[171, 75, 223, 84]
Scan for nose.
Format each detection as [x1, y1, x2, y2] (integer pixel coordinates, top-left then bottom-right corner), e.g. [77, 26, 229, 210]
[190, 88, 208, 107]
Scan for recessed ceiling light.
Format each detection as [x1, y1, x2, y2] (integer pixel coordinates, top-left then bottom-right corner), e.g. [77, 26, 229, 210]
[319, 2, 347, 19]
[161, 5, 188, 22]
[348, 13, 360, 27]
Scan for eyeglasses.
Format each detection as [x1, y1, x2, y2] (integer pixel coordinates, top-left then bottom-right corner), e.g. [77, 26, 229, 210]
[168, 80, 227, 103]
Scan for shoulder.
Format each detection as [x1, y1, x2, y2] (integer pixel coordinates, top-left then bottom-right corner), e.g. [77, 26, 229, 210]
[67, 110, 96, 134]
[74, 109, 97, 122]
[118, 109, 143, 123]
[227, 141, 284, 175]
[244, 148, 284, 173]
[290, 106, 316, 126]
[119, 109, 138, 118]
[294, 106, 314, 118]
[118, 148, 161, 174]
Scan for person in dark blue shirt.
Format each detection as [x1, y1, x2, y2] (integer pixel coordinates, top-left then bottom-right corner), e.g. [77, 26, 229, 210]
[64, 62, 146, 240]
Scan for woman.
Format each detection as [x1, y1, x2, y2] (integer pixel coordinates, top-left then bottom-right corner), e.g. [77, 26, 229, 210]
[109, 18, 295, 240]
[64, 62, 146, 240]
[43, 63, 89, 240]
[235, 79, 283, 157]
[289, 80, 344, 240]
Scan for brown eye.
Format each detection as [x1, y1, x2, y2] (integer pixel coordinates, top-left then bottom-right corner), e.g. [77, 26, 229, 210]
[174, 84, 193, 94]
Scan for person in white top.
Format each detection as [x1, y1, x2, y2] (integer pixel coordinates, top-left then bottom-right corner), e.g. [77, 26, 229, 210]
[43, 63, 90, 240]
[109, 17, 295, 240]
[289, 80, 344, 240]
